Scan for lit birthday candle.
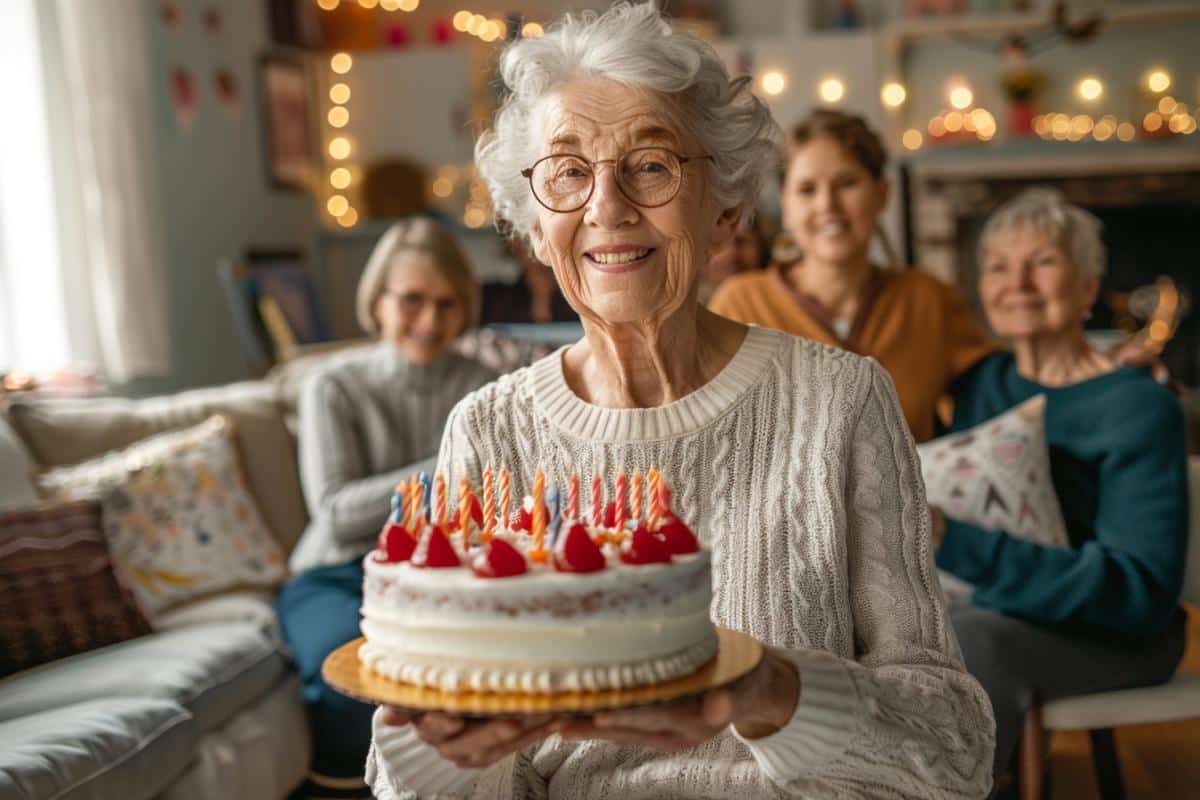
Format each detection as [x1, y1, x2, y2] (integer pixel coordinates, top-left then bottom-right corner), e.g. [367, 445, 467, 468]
[614, 471, 628, 533]
[631, 471, 643, 521]
[591, 474, 603, 529]
[457, 476, 472, 540]
[531, 468, 547, 561]
[567, 473, 579, 519]
[434, 474, 447, 528]
[499, 468, 512, 531]
[482, 466, 496, 540]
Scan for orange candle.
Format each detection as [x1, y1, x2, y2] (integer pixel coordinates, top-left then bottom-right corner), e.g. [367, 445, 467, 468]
[531, 468, 547, 561]
[434, 474, 447, 527]
[457, 476, 472, 540]
[404, 475, 420, 529]
[499, 468, 512, 531]
[614, 471, 627, 533]
[482, 466, 495, 540]
[632, 472, 643, 521]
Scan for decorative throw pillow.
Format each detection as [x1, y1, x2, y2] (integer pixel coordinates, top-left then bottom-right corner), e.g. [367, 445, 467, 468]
[37, 416, 287, 620]
[918, 395, 1069, 548]
[0, 500, 152, 677]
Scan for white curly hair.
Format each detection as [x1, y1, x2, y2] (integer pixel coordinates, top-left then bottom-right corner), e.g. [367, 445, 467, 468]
[979, 187, 1107, 278]
[474, 1, 782, 242]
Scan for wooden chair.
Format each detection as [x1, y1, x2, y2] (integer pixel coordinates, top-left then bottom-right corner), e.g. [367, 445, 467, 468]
[1018, 458, 1200, 800]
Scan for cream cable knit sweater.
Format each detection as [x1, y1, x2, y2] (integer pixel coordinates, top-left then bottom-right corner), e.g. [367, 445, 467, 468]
[366, 325, 995, 799]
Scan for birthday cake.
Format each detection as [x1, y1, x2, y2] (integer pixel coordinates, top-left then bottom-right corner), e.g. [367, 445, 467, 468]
[358, 469, 717, 694]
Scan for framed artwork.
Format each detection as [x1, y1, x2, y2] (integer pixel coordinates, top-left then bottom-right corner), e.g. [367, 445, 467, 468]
[257, 53, 316, 191]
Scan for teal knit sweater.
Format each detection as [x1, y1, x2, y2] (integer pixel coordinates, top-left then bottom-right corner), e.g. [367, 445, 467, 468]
[936, 352, 1189, 640]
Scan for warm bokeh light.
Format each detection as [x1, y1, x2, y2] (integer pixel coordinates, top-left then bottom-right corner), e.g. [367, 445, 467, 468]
[337, 208, 359, 228]
[1143, 112, 1164, 132]
[1071, 115, 1093, 135]
[463, 206, 487, 228]
[1077, 77, 1103, 102]
[480, 22, 499, 42]
[760, 70, 786, 97]
[358, 0, 378, 8]
[948, 85, 973, 110]
[330, 168, 352, 189]
[330, 83, 351, 104]
[928, 116, 946, 137]
[380, 0, 401, 10]
[1092, 119, 1115, 141]
[522, 22, 544, 38]
[901, 129, 923, 150]
[1146, 69, 1171, 93]
[944, 111, 963, 133]
[431, 177, 453, 198]
[317, 0, 340, 10]
[398, 0, 419, 10]
[1117, 122, 1136, 141]
[468, 14, 485, 35]
[327, 195, 350, 216]
[329, 137, 352, 159]
[818, 77, 845, 104]
[328, 106, 350, 128]
[1158, 96, 1177, 115]
[1033, 115, 1049, 137]
[330, 53, 353, 74]
[1168, 115, 1186, 134]
[452, 11, 471, 31]
[880, 82, 906, 108]
[1051, 114, 1070, 137]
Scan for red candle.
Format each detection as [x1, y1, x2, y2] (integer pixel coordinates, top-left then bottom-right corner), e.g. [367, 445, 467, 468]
[614, 471, 628, 533]
[591, 474, 602, 529]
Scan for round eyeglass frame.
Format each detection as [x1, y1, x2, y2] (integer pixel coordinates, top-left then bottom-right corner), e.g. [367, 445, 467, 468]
[520, 147, 714, 214]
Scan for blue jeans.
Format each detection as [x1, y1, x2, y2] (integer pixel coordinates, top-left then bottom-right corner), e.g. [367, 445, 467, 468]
[277, 557, 375, 780]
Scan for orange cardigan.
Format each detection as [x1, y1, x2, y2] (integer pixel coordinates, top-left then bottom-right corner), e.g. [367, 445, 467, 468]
[710, 265, 998, 443]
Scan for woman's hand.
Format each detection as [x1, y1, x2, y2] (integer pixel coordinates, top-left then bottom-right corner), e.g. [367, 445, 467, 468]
[380, 707, 566, 769]
[558, 647, 800, 751]
[1112, 340, 1173, 388]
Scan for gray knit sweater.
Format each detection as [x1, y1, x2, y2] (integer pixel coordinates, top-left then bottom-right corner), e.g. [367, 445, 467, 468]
[289, 343, 496, 573]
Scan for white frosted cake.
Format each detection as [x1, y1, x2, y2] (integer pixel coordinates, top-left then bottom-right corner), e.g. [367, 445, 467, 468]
[359, 470, 717, 694]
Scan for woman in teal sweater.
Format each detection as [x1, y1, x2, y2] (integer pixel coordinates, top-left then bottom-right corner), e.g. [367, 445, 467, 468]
[932, 188, 1189, 781]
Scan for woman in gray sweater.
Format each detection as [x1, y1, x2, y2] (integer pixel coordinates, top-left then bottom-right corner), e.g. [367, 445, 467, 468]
[277, 217, 496, 796]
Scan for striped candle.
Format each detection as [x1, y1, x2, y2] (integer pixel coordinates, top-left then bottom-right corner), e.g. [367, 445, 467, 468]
[614, 472, 628, 532]
[457, 476, 472, 539]
[646, 469, 661, 527]
[434, 474, 447, 527]
[567, 473, 579, 519]
[631, 472, 643, 521]
[404, 475, 421, 529]
[482, 467, 495, 540]
[499, 468, 512, 531]
[591, 474, 602, 528]
[531, 469, 547, 560]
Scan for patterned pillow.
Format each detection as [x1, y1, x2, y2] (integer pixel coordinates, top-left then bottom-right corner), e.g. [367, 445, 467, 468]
[918, 395, 1068, 548]
[37, 416, 287, 620]
[0, 500, 152, 677]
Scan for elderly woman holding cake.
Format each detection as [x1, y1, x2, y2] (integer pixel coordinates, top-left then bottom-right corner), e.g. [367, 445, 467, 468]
[368, 3, 994, 797]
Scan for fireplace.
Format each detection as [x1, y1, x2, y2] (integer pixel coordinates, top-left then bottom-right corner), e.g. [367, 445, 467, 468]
[905, 147, 1200, 386]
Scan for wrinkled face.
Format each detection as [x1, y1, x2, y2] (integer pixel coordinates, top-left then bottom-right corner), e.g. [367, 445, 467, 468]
[781, 136, 888, 267]
[978, 226, 1098, 340]
[373, 253, 465, 365]
[526, 77, 734, 326]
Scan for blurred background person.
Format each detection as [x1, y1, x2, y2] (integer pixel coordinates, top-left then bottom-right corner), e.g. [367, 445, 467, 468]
[277, 216, 496, 795]
[697, 216, 769, 304]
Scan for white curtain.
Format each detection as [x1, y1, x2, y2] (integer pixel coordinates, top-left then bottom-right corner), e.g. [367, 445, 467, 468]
[0, 0, 169, 381]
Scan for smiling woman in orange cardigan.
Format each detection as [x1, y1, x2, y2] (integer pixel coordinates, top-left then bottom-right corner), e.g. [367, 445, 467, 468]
[710, 110, 996, 443]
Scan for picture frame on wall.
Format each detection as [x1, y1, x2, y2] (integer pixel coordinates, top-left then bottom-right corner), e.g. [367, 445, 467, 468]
[257, 53, 316, 192]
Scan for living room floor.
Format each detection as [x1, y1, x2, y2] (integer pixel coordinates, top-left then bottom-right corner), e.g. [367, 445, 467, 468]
[1047, 604, 1200, 799]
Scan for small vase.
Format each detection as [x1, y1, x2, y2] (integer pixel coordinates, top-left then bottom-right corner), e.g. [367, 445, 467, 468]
[1009, 99, 1036, 137]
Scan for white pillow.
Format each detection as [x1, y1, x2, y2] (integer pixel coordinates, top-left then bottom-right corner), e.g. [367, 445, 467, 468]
[0, 416, 39, 511]
[919, 394, 1068, 549]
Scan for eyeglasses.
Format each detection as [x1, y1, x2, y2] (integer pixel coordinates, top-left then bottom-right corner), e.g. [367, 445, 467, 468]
[521, 147, 713, 214]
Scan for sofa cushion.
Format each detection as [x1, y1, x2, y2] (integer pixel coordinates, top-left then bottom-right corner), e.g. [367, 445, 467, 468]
[0, 697, 195, 800]
[37, 416, 288, 620]
[0, 414, 38, 512]
[6, 381, 308, 552]
[0, 622, 286, 735]
[0, 500, 152, 678]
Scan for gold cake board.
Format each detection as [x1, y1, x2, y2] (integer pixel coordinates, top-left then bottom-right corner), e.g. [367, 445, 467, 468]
[323, 628, 762, 717]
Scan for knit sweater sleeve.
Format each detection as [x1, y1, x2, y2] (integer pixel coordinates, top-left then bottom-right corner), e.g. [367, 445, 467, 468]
[736, 361, 995, 798]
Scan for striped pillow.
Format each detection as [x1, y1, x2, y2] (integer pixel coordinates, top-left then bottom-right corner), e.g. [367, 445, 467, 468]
[0, 500, 151, 677]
